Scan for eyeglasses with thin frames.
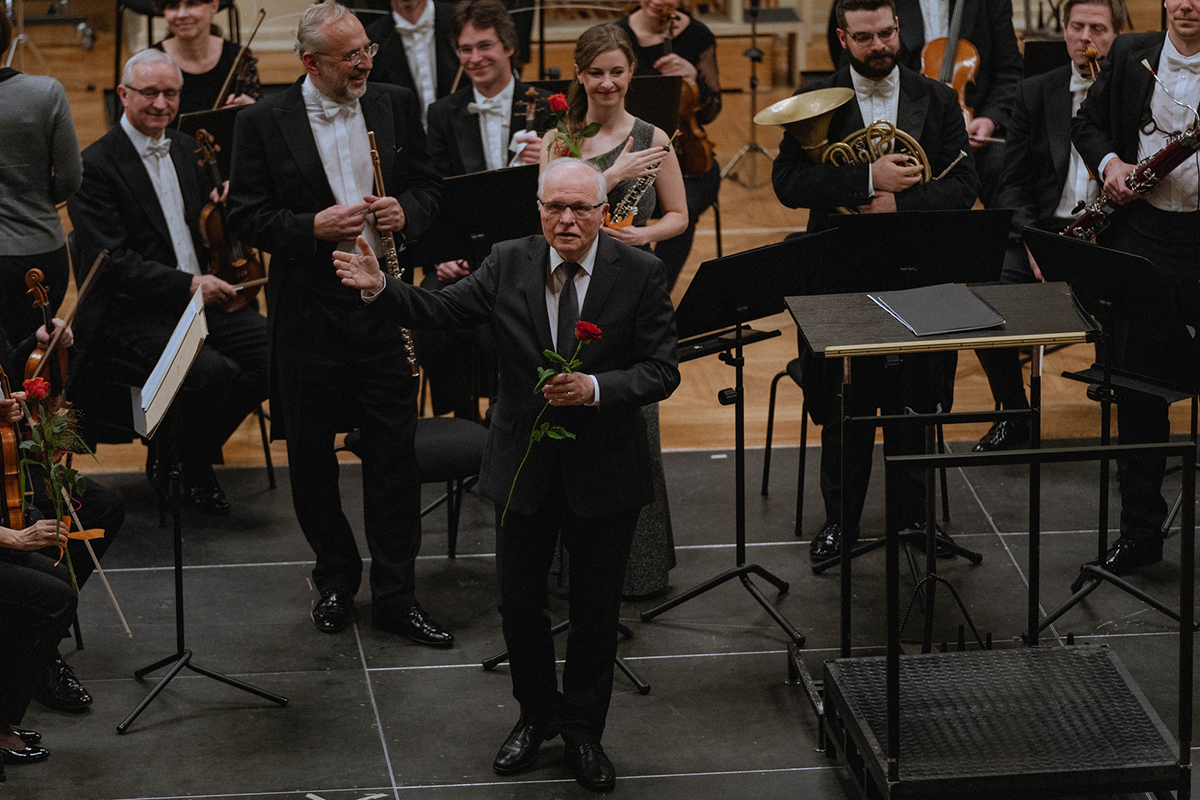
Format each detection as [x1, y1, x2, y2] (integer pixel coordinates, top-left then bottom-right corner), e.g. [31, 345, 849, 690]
[538, 200, 605, 217]
[456, 39, 501, 57]
[844, 25, 899, 45]
[123, 85, 181, 101]
[315, 42, 380, 67]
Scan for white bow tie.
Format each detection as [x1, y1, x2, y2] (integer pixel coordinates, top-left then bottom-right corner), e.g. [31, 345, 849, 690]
[145, 138, 171, 159]
[1166, 52, 1200, 74]
[1069, 72, 1094, 94]
[321, 97, 358, 119]
[468, 96, 506, 116]
[860, 73, 897, 99]
[396, 17, 434, 35]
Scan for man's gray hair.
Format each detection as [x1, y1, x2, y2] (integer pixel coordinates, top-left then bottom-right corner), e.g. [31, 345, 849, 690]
[122, 48, 183, 87]
[295, 1, 354, 55]
[537, 158, 607, 204]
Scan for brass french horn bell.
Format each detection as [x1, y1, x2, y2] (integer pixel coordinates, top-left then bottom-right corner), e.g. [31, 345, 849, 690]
[754, 87, 856, 156]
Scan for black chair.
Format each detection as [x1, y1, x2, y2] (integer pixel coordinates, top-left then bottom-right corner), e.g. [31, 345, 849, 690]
[341, 416, 487, 558]
[760, 358, 951, 538]
[113, 0, 242, 89]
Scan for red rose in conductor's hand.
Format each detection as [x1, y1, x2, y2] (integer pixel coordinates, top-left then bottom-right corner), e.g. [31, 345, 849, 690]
[548, 93, 569, 113]
[22, 378, 50, 400]
[575, 321, 602, 343]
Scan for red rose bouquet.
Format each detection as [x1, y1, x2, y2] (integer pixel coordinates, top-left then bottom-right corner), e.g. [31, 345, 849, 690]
[502, 320, 603, 524]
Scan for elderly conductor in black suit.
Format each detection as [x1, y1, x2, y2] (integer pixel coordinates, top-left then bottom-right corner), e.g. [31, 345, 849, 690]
[227, 2, 448, 645]
[334, 158, 680, 794]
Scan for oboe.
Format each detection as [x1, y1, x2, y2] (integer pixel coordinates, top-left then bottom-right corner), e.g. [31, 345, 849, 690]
[367, 131, 419, 377]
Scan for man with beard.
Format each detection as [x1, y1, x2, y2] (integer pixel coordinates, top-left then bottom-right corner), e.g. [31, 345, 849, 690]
[228, 3, 448, 643]
[972, 0, 1127, 454]
[1069, 0, 1200, 576]
[773, 0, 978, 561]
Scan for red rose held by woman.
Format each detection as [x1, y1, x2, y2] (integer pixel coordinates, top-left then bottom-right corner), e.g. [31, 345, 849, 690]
[548, 92, 569, 113]
[23, 377, 50, 400]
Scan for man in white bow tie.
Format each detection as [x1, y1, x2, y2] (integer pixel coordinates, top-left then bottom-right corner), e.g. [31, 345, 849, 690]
[972, 0, 1127, 456]
[1070, 0, 1200, 577]
[227, 2, 448, 644]
[418, 0, 547, 420]
[772, 0, 978, 564]
[68, 48, 269, 516]
[366, 0, 461, 127]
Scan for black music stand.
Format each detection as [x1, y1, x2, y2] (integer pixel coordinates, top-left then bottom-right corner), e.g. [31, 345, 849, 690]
[1024, 228, 1200, 632]
[410, 165, 541, 269]
[526, 75, 682, 137]
[177, 105, 248, 178]
[639, 233, 838, 647]
[118, 298, 288, 734]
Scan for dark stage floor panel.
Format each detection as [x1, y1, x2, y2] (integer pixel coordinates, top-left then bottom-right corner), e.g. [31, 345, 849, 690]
[10, 446, 1197, 799]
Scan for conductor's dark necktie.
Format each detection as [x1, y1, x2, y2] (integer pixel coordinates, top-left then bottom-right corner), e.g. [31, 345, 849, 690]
[557, 261, 581, 359]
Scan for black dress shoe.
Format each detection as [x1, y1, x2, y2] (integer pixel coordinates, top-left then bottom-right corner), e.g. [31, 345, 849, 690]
[184, 464, 232, 515]
[809, 522, 855, 561]
[1, 744, 49, 765]
[11, 729, 40, 745]
[312, 590, 354, 633]
[31, 655, 92, 713]
[492, 716, 559, 775]
[1088, 536, 1164, 576]
[564, 742, 616, 793]
[374, 604, 454, 648]
[973, 419, 1030, 452]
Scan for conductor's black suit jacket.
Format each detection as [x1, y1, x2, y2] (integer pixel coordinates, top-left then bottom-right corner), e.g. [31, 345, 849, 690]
[375, 233, 680, 517]
[227, 78, 441, 435]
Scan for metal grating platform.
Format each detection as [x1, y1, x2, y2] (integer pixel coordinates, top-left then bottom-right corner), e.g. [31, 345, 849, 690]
[822, 645, 1181, 798]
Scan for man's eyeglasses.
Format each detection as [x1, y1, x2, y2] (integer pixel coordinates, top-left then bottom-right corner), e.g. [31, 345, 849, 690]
[124, 85, 181, 101]
[844, 25, 898, 44]
[457, 39, 500, 57]
[316, 42, 380, 67]
[538, 200, 605, 217]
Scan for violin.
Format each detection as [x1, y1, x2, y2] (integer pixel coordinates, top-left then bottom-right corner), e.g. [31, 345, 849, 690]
[0, 364, 25, 530]
[662, 10, 715, 178]
[195, 129, 266, 303]
[1084, 44, 1101, 81]
[23, 269, 70, 395]
[212, 9, 267, 109]
[920, 0, 980, 125]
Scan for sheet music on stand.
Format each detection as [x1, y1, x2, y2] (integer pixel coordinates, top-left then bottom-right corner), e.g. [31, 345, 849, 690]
[132, 292, 207, 440]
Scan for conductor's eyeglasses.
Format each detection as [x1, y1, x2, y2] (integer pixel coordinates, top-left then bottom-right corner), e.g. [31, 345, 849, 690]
[539, 200, 605, 217]
[844, 25, 898, 44]
[124, 85, 181, 100]
[317, 42, 379, 67]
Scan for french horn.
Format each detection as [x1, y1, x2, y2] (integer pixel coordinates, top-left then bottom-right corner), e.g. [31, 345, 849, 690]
[755, 88, 932, 214]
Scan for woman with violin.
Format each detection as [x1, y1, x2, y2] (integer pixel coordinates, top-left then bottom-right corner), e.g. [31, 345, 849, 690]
[618, 0, 721, 289]
[153, 0, 262, 118]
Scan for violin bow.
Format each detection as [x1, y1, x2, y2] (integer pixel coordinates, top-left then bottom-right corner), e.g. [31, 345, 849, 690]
[212, 8, 268, 111]
[60, 486, 132, 638]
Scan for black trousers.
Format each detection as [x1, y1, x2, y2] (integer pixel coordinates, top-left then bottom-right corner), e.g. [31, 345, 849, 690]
[276, 290, 422, 615]
[0, 246, 70, 346]
[94, 303, 268, 466]
[806, 351, 952, 535]
[495, 492, 638, 745]
[1102, 205, 1200, 541]
[0, 551, 77, 725]
[654, 163, 721, 291]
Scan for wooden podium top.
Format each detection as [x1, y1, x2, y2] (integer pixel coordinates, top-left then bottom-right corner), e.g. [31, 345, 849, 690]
[787, 282, 1098, 359]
